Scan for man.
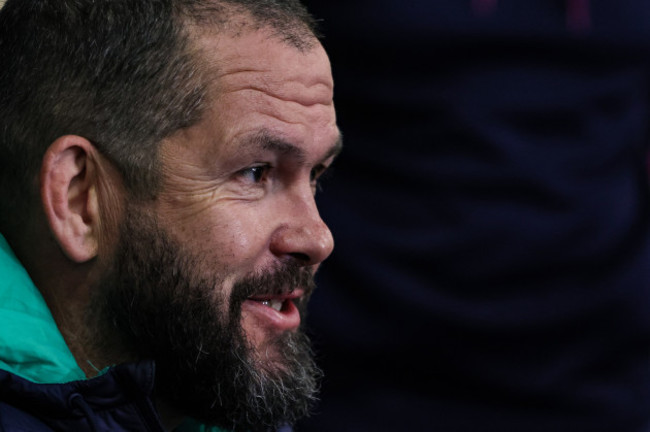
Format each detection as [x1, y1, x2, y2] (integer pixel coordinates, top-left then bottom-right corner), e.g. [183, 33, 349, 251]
[0, 1, 340, 431]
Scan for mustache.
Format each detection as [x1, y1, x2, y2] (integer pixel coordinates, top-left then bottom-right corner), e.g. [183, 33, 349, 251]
[231, 263, 316, 303]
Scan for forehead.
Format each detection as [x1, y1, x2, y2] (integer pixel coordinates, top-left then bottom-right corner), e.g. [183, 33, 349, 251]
[198, 26, 334, 108]
[166, 26, 338, 160]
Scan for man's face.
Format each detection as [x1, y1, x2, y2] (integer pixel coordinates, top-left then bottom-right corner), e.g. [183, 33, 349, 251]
[90, 28, 339, 430]
[157, 27, 339, 355]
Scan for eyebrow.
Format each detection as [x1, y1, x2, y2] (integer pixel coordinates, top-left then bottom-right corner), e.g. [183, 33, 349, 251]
[242, 130, 343, 165]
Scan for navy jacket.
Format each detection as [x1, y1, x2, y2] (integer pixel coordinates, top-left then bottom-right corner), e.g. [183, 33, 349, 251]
[0, 362, 165, 431]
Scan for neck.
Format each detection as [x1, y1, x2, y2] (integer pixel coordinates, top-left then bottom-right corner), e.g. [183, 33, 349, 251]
[16, 223, 104, 376]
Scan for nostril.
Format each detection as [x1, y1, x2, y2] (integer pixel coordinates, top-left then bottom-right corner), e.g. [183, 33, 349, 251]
[269, 218, 333, 265]
[288, 252, 311, 263]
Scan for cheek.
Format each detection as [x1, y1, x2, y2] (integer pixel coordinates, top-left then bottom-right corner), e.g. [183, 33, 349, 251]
[179, 205, 273, 272]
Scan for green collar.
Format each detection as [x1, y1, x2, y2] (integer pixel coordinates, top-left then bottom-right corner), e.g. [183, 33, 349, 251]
[0, 234, 86, 383]
[0, 234, 226, 431]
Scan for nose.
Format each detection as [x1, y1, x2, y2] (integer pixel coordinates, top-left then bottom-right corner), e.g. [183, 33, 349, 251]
[270, 191, 334, 266]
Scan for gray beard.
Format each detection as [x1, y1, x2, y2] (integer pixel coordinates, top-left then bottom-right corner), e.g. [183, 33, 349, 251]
[85, 206, 321, 431]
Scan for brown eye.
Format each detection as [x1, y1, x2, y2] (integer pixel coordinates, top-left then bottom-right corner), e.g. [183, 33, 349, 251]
[239, 165, 269, 184]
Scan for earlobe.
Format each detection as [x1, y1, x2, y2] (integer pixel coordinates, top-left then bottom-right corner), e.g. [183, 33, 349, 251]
[40, 135, 101, 263]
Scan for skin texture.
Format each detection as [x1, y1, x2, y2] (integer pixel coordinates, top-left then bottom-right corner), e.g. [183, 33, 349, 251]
[33, 22, 340, 430]
[152, 27, 340, 357]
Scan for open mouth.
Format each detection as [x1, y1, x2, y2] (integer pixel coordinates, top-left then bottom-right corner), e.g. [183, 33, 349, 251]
[242, 290, 303, 332]
[255, 298, 287, 312]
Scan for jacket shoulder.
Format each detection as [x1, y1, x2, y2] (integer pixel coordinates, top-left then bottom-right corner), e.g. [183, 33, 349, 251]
[0, 401, 54, 432]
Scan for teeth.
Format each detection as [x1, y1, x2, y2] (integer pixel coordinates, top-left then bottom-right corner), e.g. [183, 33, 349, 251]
[260, 299, 283, 311]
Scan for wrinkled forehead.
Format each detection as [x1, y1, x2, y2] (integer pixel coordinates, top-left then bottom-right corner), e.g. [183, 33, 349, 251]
[191, 24, 333, 107]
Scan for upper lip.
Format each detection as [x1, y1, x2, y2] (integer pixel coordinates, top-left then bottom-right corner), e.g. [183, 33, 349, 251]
[248, 289, 304, 301]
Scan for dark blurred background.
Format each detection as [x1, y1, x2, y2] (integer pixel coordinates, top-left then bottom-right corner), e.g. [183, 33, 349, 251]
[299, 1, 650, 431]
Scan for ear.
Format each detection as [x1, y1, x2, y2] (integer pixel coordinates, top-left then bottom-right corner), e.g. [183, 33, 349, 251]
[40, 135, 103, 263]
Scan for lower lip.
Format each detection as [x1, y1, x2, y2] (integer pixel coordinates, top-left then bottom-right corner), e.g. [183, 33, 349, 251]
[241, 298, 301, 332]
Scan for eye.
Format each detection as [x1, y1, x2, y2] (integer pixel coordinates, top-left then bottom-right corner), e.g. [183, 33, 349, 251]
[238, 164, 270, 184]
[310, 164, 330, 193]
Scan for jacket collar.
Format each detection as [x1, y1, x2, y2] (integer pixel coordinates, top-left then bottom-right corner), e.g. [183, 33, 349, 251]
[0, 234, 85, 383]
[0, 360, 165, 432]
[0, 234, 226, 431]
